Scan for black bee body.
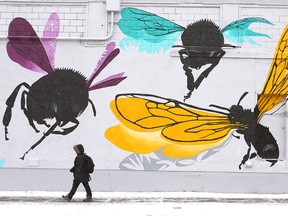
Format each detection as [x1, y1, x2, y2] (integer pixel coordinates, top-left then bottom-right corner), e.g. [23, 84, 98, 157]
[179, 20, 226, 101]
[3, 68, 96, 160]
[27, 68, 89, 123]
[213, 93, 279, 169]
[181, 20, 225, 50]
[254, 123, 278, 162]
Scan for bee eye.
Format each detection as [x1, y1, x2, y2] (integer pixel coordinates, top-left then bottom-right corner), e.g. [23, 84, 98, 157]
[181, 52, 189, 58]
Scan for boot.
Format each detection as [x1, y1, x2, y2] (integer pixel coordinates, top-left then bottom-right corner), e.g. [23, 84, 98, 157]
[83, 196, 92, 202]
[62, 195, 71, 202]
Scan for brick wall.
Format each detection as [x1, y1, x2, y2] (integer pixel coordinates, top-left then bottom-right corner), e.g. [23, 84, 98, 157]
[1, 1, 287, 51]
[0, 3, 87, 38]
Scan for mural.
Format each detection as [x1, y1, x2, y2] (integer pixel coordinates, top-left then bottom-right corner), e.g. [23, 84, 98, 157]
[119, 147, 230, 171]
[3, 13, 126, 160]
[105, 25, 288, 170]
[118, 7, 273, 100]
[0, 158, 6, 168]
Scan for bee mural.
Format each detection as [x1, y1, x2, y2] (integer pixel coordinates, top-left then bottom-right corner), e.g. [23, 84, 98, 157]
[118, 7, 273, 100]
[3, 13, 127, 160]
[0, 158, 5, 168]
[105, 25, 288, 169]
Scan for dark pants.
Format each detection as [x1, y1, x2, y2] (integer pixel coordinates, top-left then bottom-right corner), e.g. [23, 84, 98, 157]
[68, 181, 92, 199]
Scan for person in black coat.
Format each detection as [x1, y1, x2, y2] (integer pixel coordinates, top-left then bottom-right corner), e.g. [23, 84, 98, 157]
[62, 144, 92, 202]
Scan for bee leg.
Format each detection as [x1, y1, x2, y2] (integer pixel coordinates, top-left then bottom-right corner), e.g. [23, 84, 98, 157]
[184, 90, 192, 102]
[36, 120, 50, 128]
[239, 136, 252, 170]
[88, 99, 96, 117]
[21, 90, 40, 133]
[183, 65, 194, 101]
[194, 50, 225, 90]
[3, 83, 31, 140]
[20, 121, 59, 160]
[250, 152, 257, 159]
[239, 148, 251, 170]
[232, 134, 241, 139]
[51, 119, 79, 135]
[4, 127, 8, 141]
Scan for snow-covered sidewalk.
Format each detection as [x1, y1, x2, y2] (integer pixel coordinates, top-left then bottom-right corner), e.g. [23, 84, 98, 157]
[0, 191, 288, 216]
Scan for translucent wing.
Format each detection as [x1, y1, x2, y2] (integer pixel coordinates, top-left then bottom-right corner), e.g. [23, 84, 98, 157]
[88, 72, 127, 91]
[118, 7, 185, 53]
[41, 12, 60, 69]
[86, 42, 127, 90]
[6, 17, 54, 74]
[221, 17, 273, 45]
[256, 25, 288, 119]
[105, 94, 242, 158]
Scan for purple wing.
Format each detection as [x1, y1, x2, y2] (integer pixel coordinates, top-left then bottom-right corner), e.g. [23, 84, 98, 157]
[89, 72, 127, 91]
[7, 17, 54, 74]
[42, 12, 60, 69]
[85, 42, 120, 88]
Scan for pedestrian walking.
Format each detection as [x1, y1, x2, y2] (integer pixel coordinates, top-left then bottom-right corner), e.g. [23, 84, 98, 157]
[62, 144, 94, 202]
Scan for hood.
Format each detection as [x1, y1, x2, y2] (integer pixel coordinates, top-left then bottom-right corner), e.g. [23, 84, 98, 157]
[73, 144, 84, 154]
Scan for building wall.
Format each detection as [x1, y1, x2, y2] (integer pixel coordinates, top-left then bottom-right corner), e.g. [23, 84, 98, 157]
[0, 0, 288, 192]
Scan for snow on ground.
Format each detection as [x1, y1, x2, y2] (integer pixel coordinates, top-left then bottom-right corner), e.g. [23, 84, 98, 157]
[0, 191, 288, 216]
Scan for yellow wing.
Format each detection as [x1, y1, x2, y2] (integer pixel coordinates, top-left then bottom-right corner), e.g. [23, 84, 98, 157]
[257, 25, 288, 119]
[105, 94, 242, 158]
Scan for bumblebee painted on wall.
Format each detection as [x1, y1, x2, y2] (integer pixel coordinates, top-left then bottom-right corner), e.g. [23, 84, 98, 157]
[3, 13, 127, 159]
[118, 7, 273, 100]
[105, 25, 288, 169]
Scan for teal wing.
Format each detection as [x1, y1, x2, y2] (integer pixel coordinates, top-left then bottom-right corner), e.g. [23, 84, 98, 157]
[0, 158, 5, 167]
[118, 7, 185, 53]
[221, 17, 273, 45]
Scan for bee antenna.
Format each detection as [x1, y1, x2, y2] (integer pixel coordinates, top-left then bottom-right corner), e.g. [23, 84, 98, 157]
[237, 92, 249, 106]
[209, 104, 230, 112]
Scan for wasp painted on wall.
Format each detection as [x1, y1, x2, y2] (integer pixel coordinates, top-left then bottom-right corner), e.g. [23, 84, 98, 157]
[105, 25, 288, 170]
[118, 8, 273, 100]
[2, 13, 127, 160]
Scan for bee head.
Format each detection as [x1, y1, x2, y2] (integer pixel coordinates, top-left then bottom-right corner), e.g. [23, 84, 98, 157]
[228, 92, 249, 120]
[229, 105, 244, 118]
[230, 105, 243, 112]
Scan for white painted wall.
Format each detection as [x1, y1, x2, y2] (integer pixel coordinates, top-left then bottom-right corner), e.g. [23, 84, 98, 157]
[0, 0, 288, 192]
